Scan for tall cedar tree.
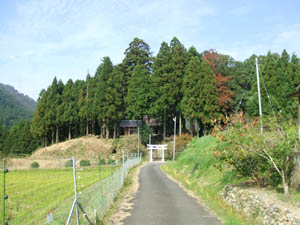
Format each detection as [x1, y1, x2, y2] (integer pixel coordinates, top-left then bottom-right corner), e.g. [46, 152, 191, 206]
[122, 38, 153, 103]
[55, 79, 64, 143]
[126, 64, 153, 120]
[45, 77, 58, 144]
[182, 57, 219, 133]
[181, 56, 203, 129]
[95, 57, 113, 138]
[78, 74, 89, 135]
[31, 89, 48, 146]
[105, 64, 126, 138]
[63, 79, 76, 140]
[152, 42, 172, 137]
[202, 50, 234, 113]
[169, 37, 188, 135]
[198, 60, 220, 131]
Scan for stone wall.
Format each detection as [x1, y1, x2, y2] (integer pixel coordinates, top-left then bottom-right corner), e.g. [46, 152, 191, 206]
[220, 185, 300, 225]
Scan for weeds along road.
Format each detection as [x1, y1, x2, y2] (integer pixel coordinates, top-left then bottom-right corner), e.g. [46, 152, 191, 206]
[123, 163, 223, 225]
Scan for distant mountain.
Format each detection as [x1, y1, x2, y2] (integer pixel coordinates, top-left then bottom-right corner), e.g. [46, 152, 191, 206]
[0, 83, 36, 128]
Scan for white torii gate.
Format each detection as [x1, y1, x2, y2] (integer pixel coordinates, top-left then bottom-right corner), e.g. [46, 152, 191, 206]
[147, 144, 167, 163]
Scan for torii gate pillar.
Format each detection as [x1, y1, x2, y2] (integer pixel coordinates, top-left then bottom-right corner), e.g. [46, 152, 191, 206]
[147, 144, 167, 163]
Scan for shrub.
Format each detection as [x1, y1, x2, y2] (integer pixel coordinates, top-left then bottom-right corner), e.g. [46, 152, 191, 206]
[140, 124, 153, 145]
[30, 162, 40, 169]
[65, 159, 73, 167]
[98, 158, 106, 165]
[107, 159, 115, 165]
[80, 159, 91, 167]
[214, 114, 297, 196]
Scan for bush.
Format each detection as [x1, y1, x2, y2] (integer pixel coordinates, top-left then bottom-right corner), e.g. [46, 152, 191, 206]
[140, 124, 153, 145]
[98, 158, 106, 165]
[30, 162, 40, 169]
[214, 114, 297, 195]
[107, 159, 115, 165]
[65, 159, 73, 167]
[80, 159, 91, 167]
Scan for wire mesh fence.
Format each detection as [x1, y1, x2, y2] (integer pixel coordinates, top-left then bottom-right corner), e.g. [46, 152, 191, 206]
[0, 153, 141, 225]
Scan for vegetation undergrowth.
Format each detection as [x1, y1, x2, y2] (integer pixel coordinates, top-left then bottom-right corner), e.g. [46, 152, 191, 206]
[161, 135, 259, 225]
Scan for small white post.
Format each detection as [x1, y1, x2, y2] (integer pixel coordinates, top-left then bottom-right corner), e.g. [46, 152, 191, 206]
[150, 148, 153, 163]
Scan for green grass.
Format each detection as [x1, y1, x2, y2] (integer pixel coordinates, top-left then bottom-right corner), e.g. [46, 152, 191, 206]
[0, 166, 113, 225]
[161, 136, 259, 225]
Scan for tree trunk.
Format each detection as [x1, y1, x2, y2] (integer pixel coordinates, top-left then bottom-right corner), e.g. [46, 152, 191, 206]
[106, 126, 109, 139]
[102, 119, 105, 138]
[51, 129, 54, 145]
[56, 125, 59, 143]
[282, 169, 289, 196]
[86, 120, 89, 136]
[190, 119, 195, 135]
[179, 113, 182, 136]
[68, 124, 71, 140]
[92, 120, 95, 135]
[163, 110, 166, 139]
[113, 122, 116, 139]
[117, 124, 120, 137]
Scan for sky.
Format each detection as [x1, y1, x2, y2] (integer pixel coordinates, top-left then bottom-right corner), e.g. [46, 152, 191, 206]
[1, 0, 300, 100]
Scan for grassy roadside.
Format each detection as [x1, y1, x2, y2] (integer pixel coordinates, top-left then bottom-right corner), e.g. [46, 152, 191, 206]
[161, 136, 259, 225]
[98, 162, 144, 225]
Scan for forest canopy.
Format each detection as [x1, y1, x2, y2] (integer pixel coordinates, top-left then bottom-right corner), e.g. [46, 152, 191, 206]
[1, 37, 300, 156]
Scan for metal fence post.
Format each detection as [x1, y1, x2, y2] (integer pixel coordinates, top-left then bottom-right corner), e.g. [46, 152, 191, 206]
[72, 157, 80, 225]
[3, 158, 8, 225]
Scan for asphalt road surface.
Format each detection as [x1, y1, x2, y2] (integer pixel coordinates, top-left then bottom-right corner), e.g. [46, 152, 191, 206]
[123, 163, 223, 225]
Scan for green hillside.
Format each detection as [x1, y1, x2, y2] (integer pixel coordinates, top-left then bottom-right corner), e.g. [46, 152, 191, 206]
[0, 83, 36, 127]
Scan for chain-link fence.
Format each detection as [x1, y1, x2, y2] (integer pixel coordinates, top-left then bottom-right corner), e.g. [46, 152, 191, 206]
[1, 153, 141, 225]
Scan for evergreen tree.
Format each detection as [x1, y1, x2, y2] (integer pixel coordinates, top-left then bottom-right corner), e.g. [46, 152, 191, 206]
[105, 64, 126, 138]
[152, 41, 171, 137]
[229, 55, 256, 113]
[182, 57, 219, 134]
[45, 77, 59, 144]
[247, 51, 295, 117]
[198, 60, 219, 132]
[55, 79, 64, 143]
[95, 57, 113, 138]
[6, 120, 40, 155]
[169, 37, 188, 135]
[31, 89, 48, 146]
[126, 64, 153, 119]
[288, 54, 300, 87]
[78, 75, 89, 136]
[63, 79, 76, 140]
[0, 122, 8, 155]
[122, 37, 153, 99]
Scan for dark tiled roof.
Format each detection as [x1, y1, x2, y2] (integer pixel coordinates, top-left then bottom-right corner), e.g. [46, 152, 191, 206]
[120, 120, 143, 128]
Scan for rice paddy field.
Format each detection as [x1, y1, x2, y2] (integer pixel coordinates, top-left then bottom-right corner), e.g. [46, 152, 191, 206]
[0, 166, 114, 225]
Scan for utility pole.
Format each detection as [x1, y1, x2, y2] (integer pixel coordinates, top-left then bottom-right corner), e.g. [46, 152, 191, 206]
[173, 117, 176, 161]
[256, 57, 263, 135]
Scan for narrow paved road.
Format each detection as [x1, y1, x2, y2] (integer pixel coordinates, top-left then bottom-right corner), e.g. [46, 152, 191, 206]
[123, 163, 223, 225]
